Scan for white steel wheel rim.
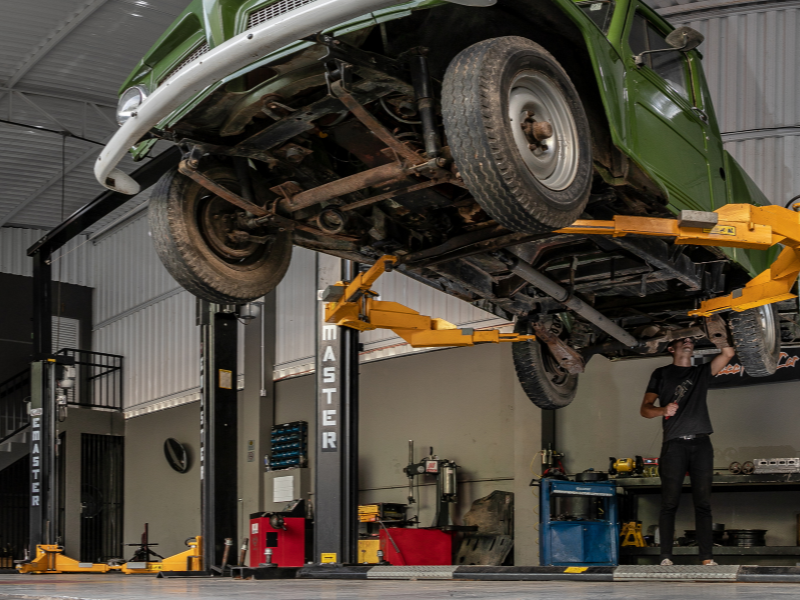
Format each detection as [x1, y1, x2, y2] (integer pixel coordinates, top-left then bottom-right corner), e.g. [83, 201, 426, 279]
[508, 70, 579, 192]
[756, 304, 777, 351]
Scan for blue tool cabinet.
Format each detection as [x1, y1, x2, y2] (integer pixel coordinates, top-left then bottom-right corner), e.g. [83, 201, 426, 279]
[538, 479, 619, 566]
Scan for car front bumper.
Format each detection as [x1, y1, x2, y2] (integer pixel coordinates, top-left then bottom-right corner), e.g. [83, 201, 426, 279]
[93, 0, 411, 195]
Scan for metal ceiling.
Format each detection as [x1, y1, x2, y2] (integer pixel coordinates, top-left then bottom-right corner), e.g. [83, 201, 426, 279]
[0, 0, 189, 233]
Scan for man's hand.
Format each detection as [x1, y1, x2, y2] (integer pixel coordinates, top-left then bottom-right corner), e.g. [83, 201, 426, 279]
[641, 392, 674, 418]
[710, 346, 735, 375]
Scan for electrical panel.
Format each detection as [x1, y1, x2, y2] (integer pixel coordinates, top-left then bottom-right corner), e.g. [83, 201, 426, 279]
[267, 421, 307, 471]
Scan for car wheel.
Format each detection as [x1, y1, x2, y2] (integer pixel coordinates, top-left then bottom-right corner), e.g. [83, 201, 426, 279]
[728, 304, 781, 376]
[442, 36, 592, 234]
[512, 318, 578, 409]
[149, 164, 292, 304]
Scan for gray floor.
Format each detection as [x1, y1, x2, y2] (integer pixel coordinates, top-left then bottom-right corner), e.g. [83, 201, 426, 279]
[1, 574, 800, 599]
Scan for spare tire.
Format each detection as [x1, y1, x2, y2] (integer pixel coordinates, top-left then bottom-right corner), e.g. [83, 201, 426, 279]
[442, 36, 592, 234]
[729, 304, 781, 376]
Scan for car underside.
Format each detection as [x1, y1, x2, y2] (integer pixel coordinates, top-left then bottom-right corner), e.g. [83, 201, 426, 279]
[113, 0, 799, 408]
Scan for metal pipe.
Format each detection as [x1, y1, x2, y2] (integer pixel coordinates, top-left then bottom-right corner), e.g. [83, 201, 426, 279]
[499, 251, 639, 348]
[282, 161, 407, 212]
[409, 52, 441, 159]
[407, 440, 415, 505]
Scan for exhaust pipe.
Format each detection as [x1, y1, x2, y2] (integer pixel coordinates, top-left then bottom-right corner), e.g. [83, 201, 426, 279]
[496, 250, 639, 348]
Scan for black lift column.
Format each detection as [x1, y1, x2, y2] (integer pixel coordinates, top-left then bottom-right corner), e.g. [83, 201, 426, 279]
[314, 258, 359, 565]
[199, 303, 238, 572]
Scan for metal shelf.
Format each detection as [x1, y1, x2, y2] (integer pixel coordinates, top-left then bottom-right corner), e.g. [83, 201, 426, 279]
[621, 546, 800, 556]
[613, 473, 800, 494]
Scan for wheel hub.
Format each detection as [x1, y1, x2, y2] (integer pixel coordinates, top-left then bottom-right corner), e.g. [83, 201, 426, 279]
[508, 71, 579, 192]
[199, 194, 265, 262]
[756, 305, 777, 351]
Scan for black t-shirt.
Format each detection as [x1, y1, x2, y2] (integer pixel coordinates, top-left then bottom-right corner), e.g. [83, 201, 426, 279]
[645, 363, 713, 441]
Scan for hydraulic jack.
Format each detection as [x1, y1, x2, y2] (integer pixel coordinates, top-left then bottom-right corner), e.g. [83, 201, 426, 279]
[16, 545, 116, 574]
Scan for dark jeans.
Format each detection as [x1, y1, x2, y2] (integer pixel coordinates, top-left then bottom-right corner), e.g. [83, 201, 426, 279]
[659, 435, 714, 561]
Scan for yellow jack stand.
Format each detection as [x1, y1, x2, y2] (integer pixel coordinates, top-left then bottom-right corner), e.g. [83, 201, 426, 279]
[17, 545, 118, 574]
[120, 536, 203, 574]
[620, 522, 647, 547]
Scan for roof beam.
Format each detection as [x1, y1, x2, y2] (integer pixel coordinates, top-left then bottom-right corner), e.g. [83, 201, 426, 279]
[0, 143, 102, 228]
[5, 0, 111, 90]
[14, 91, 75, 136]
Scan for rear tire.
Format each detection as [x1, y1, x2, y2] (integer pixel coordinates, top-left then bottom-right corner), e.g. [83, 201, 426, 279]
[442, 36, 592, 234]
[149, 164, 292, 304]
[512, 319, 578, 409]
[729, 304, 781, 376]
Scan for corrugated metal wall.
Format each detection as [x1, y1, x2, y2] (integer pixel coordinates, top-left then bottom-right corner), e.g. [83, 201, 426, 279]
[92, 215, 181, 327]
[90, 211, 198, 413]
[657, 0, 800, 205]
[275, 246, 317, 377]
[93, 290, 199, 415]
[0, 226, 93, 286]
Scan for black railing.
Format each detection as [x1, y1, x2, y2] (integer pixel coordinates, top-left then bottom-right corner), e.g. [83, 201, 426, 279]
[0, 369, 31, 446]
[0, 455, 30, 566]
[56, 349, 123, 411]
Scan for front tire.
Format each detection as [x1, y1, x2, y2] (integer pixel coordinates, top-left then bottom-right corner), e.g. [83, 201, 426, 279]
[729, 304, 781, 376]
[149, 164, 292, 304]
[442, 36, 592, 234]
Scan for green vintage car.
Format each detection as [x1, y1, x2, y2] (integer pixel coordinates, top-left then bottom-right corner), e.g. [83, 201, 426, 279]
[99, 0, 792, 408]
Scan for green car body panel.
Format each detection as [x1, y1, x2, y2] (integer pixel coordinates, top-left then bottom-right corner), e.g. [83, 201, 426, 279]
[119, 0, 776, 275]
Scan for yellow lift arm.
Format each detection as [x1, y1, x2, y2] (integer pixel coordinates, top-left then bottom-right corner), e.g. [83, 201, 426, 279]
[557, 203, 800, 317]
[323, 256, 535, 347]
[325, 204, 798, 345]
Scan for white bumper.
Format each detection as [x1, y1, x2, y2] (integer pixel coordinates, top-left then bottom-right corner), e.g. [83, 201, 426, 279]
[94, 0, 402, 195]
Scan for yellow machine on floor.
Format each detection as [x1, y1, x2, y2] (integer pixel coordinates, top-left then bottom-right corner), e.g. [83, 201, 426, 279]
[17, 537, 203, 575]
[17, 545, 117, 574]
[120, 536, 203, 574]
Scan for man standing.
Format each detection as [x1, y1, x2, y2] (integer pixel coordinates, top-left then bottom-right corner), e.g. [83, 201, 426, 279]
[640, 336, 735, 566]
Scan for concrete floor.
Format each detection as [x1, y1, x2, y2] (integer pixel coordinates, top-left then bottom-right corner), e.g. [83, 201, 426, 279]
[1, 574, 800, 599]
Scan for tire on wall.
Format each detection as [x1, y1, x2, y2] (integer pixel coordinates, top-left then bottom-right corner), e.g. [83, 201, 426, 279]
[149, 164, 292, 304]
[728, 304, 781, 377]
[512, 319, 578, 409]
[442, 36, 593, 234]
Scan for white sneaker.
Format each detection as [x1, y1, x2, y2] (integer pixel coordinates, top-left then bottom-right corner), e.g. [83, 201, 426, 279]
[660, 559, 674, 566]
[703, 560, 718, 566]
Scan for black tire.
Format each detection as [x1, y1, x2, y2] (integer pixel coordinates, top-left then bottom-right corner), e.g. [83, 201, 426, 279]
[442, 36, 592, 234]
[512, 320, 578, 409]
[149, 165, 292, 304]
[728, 304, 781, 376]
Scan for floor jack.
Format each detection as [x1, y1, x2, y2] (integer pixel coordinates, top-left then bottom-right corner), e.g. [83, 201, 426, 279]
[119, 524, 203, 574]
[17, 529, 203, 575]
[16, 545, 117, 574]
